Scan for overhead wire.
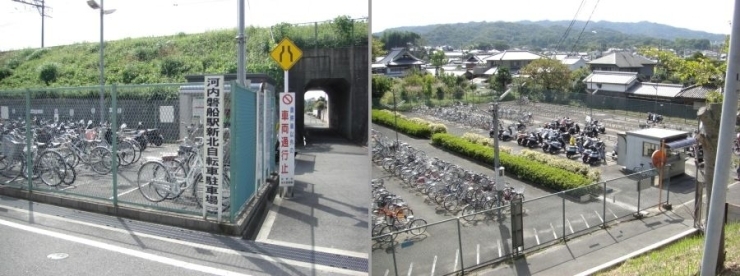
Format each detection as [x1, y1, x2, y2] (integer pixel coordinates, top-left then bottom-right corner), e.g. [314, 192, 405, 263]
[554, 0, 587, 53]
[569, 0, 600, 54]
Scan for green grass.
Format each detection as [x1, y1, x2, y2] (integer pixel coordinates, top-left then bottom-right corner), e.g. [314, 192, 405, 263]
[597, 222, 740, 275]
[0, 16, 367, 92]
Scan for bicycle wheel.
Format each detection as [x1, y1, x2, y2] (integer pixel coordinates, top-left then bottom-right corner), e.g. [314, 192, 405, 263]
[59, 148, 80, 168]
[116, 140, 137, 167]
[372, 222, 386, 237]
[461, 205, 477, 222]
[129, 140, 142, 163]
[379, 224, 398, 244]
[193, 172, 231, 213]
[61, 162, 76, 186]
[408, 218, 427, 236]
[158, 159, 187, 200]
[136, 161, 171, 202]
[90, 147, 113, 175]
[36, 150, 66, 187]
[443, 195, 459, 212]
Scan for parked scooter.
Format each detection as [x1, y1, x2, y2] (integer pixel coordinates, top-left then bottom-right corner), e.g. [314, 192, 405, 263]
[136, 122, 164, 147]
[542, 131, 564, 154]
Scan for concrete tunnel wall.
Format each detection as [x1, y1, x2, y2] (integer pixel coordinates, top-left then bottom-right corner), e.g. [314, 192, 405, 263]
[288, 45, 369, 144]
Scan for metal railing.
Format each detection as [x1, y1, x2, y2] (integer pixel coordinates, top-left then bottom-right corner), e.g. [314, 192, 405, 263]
[372, 168, 664, 275]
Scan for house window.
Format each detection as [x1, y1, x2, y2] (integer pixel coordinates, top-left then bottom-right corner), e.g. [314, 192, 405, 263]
[643, 142, 658, 157]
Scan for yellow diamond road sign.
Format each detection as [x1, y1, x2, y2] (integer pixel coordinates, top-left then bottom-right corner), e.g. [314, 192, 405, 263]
[270, 38, 303, 71]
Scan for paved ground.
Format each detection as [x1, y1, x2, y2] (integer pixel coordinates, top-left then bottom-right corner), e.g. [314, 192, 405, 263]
[256, 117, 370, 260]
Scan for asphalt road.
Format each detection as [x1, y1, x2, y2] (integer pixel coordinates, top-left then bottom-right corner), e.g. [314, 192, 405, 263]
[0, 196, 360, 276]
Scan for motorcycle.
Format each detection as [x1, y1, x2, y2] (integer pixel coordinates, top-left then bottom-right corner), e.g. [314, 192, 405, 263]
[542, 132, 564, 154]
[137, 122, 164, 147]
[498, 125, 515, 142]
[647, 112, 663, 124]
[515, 121, 527, 132]
[582, 148, 601, 165]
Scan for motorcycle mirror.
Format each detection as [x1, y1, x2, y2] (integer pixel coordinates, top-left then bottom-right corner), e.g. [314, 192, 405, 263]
[121, 123, 127, 129]
[87, 120, 92, 125]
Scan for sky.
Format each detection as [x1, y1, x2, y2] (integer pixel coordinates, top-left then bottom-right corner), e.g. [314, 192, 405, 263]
[304, 90, 327, 100]
[371, 0, 735, 35]
[0, 0, 368, 51]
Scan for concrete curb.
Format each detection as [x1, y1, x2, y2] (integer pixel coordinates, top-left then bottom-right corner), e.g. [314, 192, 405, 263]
[574, 228, 699, 276]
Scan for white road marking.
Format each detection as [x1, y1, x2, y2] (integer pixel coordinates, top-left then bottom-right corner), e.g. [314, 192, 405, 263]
[0, 203, 366, 275]
[497, 239, 502, 257]
[454, 249, 459, 271]
[407, 263, 413, 276]
[608, 208, 618, 219]
[431, 255, 437, 276]
[384, 269, 389, 276]
[550, 223, 557, 239]
[0, 217, 251, 276]
[581, 214, 590, 228]
[533, 228, 540, 245]
[256, 196, 283, 241]
[594, 210, 604, 224]
[109, 185, 143, 200]
[566, 218, 574, 234]
[476, 244, 480, 265]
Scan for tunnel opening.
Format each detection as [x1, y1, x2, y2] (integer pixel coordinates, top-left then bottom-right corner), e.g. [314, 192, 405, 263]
[303, 90, 329, 130]
[296, 78, 353, 143]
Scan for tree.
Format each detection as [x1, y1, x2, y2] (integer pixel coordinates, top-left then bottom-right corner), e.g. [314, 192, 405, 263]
[372, 36, 387, 60]
[429, 50, 447, 76]
[372, 75, 393, 99]
[380, 31, 421, 50]
[493, 41, 510, 51]
[315, 96, 327, 111]
[570, 67, 592, 94]
[331, 15, 355, 45]
[490, 67, 513, 92]
[37, 62, 60, 85]
[520, 58, 572, 98]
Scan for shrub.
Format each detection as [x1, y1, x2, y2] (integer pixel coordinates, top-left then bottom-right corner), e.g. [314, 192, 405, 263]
[160, 57, 187, 78]
[132, 46, 158, 62]
[519, 149, 601, 181]
[431, 133, 592, 191]
[460, 132, 512, 154]
[0, 67, 13, 81]
[121, 65, 140, 84]
[429, 123, 447, 134]
[25, 48, 48, 61]
[37, 62, 60, 85]
[5, 58, 21, 69]
[372, 109, 432, 138]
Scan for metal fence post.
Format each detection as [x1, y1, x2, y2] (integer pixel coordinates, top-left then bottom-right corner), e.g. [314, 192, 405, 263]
[111, 84, 118, 207]
[562, 194, 566, 241]
[229, 82, 237, 223]
[637, 176, 642, 215]
[602, 182, 607, 228]
[25, 89, 32, 192]
[457, 218, 465, 274]
[390, 236, 399, 276]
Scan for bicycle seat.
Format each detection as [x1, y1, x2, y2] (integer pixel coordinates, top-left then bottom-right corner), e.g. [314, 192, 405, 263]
[35, 142, 46, 148]
[179, 145, 194, 153]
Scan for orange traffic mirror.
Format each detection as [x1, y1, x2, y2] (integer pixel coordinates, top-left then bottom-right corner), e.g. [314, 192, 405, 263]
[652, 149, 667, 168]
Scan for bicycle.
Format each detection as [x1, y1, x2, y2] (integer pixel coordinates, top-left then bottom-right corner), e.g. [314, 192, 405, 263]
[1, 133, 67, 187]
[136, 141, 230, 213]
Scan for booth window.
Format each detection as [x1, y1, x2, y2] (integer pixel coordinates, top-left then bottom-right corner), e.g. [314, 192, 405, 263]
[643, 142, 658, 156]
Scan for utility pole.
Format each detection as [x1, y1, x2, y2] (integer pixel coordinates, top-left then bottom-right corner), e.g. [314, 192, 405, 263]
[12, 0, 51, 48]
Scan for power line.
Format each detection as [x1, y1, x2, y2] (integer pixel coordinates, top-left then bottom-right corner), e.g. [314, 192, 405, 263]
[554, 0, 586, 53]
[570, 0, 601, 54]
[11, 0, 52, 48]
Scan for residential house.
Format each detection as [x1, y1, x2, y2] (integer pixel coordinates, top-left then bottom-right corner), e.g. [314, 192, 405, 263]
[587, 51, 657, 79]
[483, 50, 545, 73]
[562, 56, 587, 71]
[583, 71, 684, 102]
[675, 84, 720, 108]
[374, 48, 425, 77]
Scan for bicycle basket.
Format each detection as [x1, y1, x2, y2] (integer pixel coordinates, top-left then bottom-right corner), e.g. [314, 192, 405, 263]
[1, 136, 25, 160]
[84, 129, 96, 141]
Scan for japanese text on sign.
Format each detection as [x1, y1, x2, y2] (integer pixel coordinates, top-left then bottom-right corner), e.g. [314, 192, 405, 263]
[203, 75, 225, 219]
[278, 92, 295, 187]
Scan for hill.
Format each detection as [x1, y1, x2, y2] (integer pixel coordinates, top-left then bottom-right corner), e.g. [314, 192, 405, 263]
[377, 21, 725, 51]
[0, 16, 367, 91]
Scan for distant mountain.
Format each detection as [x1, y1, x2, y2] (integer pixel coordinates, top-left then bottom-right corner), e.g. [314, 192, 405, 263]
[519, 20, 725, 42]
[376, 21, 726, 51]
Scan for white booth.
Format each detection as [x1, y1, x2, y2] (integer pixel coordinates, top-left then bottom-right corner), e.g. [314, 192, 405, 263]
[616, 128, 692, 179]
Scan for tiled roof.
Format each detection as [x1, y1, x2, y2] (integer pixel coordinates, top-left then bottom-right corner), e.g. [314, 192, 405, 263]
[587, 52, 657, 68]
[583, 71, 638, 85]
[484, 50, 544, 61]
[483, 67, 499, 75]
[676, 84, 718, 99]
[561, 57, 584, 65]
[375, 48, 423, 65]
[628, 82, 684, 98]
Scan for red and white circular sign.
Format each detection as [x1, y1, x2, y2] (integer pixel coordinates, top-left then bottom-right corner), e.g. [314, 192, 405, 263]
[282, 94, 294, 105]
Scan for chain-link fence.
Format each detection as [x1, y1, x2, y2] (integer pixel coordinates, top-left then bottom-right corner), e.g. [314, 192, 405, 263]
[0, 81, 274, 223]
[271, 17, 368, 49]
[372, 168, 664, 275]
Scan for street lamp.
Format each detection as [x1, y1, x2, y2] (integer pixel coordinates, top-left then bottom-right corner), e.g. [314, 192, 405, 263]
[87, 0, 116, 124]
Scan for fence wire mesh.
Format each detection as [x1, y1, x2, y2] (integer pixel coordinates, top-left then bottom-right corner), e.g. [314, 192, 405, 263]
[0, 82, 273, 222]
[372, 169, 661, 275]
